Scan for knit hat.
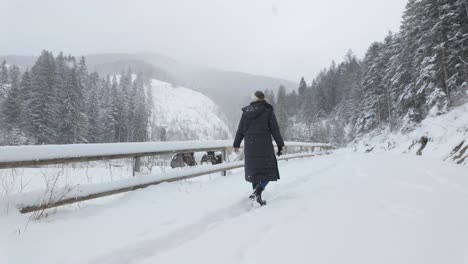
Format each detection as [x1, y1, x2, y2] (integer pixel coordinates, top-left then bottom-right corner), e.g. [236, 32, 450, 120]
[251, 91, 265, 102]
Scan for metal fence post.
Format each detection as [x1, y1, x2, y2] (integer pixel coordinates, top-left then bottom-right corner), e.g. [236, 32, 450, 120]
[133, 157, 141, 177]
[284, 146, 289, 161]
[222, 148, 227, 176]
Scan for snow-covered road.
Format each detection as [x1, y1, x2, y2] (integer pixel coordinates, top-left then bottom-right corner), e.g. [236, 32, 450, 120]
[2, 151, 468, 264]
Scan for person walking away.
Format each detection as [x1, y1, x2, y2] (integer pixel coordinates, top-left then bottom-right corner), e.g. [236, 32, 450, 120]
[233, 91, 285, 206]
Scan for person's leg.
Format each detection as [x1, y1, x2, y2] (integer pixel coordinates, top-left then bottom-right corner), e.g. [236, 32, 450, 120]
[249, 182, 258, 199]
[259, 180, 269, 189]
[255, 181, 268, 206]
[250, 180, 269, 203]
[250, 181, 263, 199]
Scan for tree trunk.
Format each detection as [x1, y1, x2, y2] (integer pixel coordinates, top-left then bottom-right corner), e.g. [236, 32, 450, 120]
[465, 0, 468, 21]
[441, 45, 452, 106]
[436, 0, 452, 107]
[386, 83, 393, 131]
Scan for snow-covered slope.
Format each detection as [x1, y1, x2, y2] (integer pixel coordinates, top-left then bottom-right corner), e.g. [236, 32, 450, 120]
[352, 103, 468, 165]
[2, 152, 468, 264]
[149, 79, 232, 141]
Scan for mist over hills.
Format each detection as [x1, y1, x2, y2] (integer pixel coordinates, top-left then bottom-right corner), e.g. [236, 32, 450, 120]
[1, 52, 297, 131]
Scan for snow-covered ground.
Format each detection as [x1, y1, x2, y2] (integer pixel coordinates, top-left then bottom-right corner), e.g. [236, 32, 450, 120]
[149, 79, 232, 140]
[352, 103, 468, 165]
[2, 151, 467, 264]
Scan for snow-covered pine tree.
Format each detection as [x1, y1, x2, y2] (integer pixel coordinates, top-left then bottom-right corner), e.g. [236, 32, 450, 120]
[353, 38, 393, 135]
[117, 69, 133, 142]
[276, 85, 289, 140]
[412, 0, 452, 115]
[77, 56, 90, 140]
[264, 89, 276, 108]
[110, 76, 123, 142]
[297, 77, 307, 110]
[325, 61, 339, 110]
[58, 58, 88, 144]
[337, 50, 361, 124]
[382, 2, 420, 129]
[300, 86, 317, 140]
[86, 73, 102, 143]
[18, 70, 34, 141]
[0, 60, 8, 100]
[434, 0, 468, 105]
[100, 75, 117, 143]
[54, 52, 69, 143]
[29, 51, 60, 144]
[1, 65, 24, 144]
[285, 90, 299, 116]
[78, 56, 90, 89]
[312, 71, 329, 118]
[298, 77, 307, 97]
[131, 74, 149, 142]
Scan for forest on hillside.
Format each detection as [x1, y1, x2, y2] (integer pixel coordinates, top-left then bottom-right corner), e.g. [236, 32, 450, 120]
[0, 51, 152, 145]
[270, 0, 468, 145]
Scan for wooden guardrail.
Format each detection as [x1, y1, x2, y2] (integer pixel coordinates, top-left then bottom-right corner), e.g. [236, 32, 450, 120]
[0, 141, 333, 213]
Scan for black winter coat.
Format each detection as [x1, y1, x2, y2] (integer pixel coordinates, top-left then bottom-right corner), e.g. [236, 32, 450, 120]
[233, 100, 285, 183]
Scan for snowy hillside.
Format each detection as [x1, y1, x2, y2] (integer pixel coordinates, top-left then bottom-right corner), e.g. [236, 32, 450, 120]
[352, 103, 468, 165]
[2, 152, 468, 264]
[149, 79, 232, 141]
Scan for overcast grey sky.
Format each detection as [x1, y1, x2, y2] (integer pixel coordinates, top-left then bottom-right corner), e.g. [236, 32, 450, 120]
[2, 0, 407, 82]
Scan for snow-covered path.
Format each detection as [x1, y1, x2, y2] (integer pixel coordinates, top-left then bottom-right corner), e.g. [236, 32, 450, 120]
[2, 151, 468, 264]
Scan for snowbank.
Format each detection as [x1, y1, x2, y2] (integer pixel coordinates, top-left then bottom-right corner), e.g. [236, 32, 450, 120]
[351, 103, 468, 165]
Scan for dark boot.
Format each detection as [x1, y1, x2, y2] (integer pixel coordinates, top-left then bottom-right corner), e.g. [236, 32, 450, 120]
[255, 187, 266, 206]
[249, 184, 266, 206]
[249, 183, 263, 200]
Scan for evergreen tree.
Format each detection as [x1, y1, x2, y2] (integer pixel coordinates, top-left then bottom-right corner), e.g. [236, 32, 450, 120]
[0, 60, 8, 99]
[276, 85, 289, 140]
[18, 70, 34, 140]
[131, 75, 150, 142]
[285, 90, 299, 116]
[86, 73, 102, 143]
[0, 51, 155, 145]
[29, 50, 60, 144]
[54, 52, 69, 143]
[264, 89, 276, 108]
[297, 77, 307, 109]
[298, 77, 307, 97]
[301, 87, 317, 140]
[116, 69, 133, 142]
[59, 62, 88, 144]
[100, 76, 117, 143]
[111, 76, 123, 142]
[1, 66, 23, 144]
